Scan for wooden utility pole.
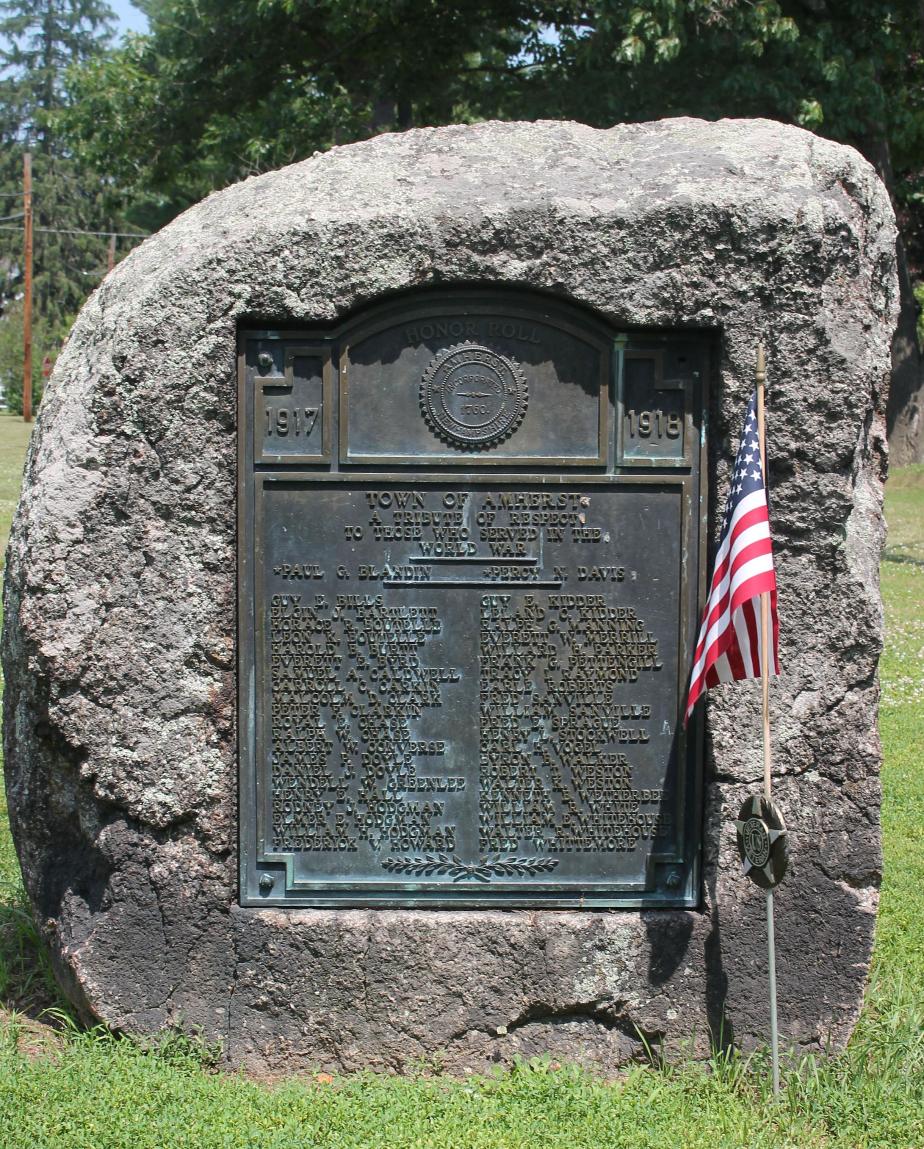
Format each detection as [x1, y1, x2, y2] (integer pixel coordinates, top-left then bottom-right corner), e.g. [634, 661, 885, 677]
[23, 152, 33, 423]
[107, 233, 116, 273]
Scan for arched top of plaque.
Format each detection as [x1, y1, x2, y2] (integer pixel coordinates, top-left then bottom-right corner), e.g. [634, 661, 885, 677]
[335, 287, 613, 467]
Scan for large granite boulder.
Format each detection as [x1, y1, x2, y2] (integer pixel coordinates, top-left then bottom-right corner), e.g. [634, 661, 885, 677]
[2, 119, 896, 1073]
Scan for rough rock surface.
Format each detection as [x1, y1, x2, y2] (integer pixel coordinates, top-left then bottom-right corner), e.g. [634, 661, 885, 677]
[3, 119, 896, 1074]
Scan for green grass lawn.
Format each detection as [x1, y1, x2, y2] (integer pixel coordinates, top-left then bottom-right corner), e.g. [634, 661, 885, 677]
[0, 424, 921, 1148]
[0, 415, 33, 572]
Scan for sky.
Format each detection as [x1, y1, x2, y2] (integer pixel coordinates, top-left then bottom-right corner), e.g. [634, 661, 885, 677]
[110, 0, 149, 38]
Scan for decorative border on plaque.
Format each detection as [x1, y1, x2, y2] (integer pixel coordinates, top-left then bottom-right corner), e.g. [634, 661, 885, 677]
[420, 343, 528, 449]
[381, 854, 559, 882]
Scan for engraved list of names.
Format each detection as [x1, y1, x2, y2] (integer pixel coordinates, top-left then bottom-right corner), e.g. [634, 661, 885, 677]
[257, 480, 685, 899]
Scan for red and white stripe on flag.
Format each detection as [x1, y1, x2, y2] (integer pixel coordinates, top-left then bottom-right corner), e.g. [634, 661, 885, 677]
[684, 393, 779, 724]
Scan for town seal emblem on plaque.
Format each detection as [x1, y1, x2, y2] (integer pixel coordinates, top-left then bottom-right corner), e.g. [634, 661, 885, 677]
[420, 342, 528, 448]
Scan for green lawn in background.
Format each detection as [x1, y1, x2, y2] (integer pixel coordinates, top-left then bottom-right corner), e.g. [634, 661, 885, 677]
[0, 420, 921, 1148]
[0, 415, 32, 573]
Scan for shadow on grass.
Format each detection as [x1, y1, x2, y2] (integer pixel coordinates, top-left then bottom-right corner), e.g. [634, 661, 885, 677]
[0, 876, 76, 1032]
[882, 548, 924, 566]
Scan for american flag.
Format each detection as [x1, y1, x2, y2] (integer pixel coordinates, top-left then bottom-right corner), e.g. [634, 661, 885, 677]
[685, 393, 779, 724]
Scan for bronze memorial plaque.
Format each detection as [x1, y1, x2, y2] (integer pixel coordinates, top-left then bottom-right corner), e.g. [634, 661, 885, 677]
[239, 290, 708, 907]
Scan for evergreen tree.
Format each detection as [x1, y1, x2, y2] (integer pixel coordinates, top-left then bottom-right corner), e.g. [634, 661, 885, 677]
[0, 0, 113, 143]
[0, 0, 124, 411]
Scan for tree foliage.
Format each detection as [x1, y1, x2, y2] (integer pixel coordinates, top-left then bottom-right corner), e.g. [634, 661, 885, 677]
[62, 2, 924, 212]
[0, 297, 66, 411]
[62, 1, 551, 213]
[0, 0, 127, 409]
[0, 0, 113, 142]
[34, 2, 924, 449]
[0, 0, 119, 296]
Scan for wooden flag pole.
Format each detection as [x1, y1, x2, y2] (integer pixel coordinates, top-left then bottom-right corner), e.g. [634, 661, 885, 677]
[755, 343, 780, 1097]
[755, 345, 772, 802]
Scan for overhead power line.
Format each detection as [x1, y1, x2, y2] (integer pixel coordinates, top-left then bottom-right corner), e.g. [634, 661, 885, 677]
[0, 223, 148, 238]
[38, 225, 149, 238]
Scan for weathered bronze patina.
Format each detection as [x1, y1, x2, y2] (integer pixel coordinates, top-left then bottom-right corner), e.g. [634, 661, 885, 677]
[239, 290, 709, 907]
